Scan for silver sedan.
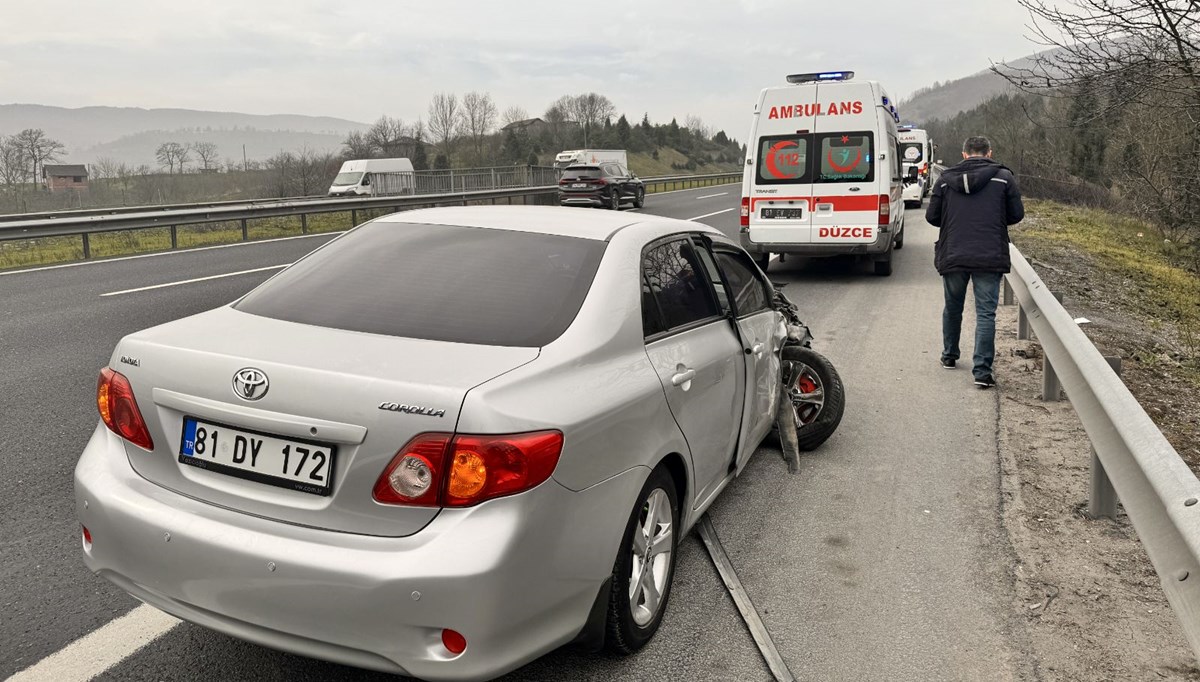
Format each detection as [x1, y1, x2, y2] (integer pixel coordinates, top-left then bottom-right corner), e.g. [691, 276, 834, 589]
[75, 206, 830, 681]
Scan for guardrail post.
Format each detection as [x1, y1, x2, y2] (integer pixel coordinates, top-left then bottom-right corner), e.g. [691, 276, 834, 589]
[351, 209, 357, 227]
[300, 213, 308, 234]
[1042, 354, 1061, 402]
[240, 218, 248, 241]
[1003, 277, 1014, 305]
[170, 225, 177, 250]
[81, 233, 90, 259]
[1018, 303, 1030, 340]
[1088, 356, 1123, 519]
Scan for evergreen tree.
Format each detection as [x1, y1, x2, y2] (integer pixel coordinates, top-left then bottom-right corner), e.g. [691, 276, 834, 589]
[615, 115, 632, 148]
[411, 132, 429, 171]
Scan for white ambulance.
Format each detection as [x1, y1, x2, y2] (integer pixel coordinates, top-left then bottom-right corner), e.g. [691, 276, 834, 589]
[739, 71, 905, 276]
[899, 126, 934, 207]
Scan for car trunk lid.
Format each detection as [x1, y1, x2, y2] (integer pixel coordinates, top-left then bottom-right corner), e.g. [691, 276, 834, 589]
[112, 306, 539, 537]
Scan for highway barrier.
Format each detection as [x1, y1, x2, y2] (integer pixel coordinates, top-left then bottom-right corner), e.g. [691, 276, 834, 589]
[0, 171, 741, 261]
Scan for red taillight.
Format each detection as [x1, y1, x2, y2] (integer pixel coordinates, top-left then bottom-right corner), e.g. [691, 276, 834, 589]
[442, 629, 467, 655]
[592, 178, 608, 186]
[372, 433, 450, 506]
[740, 196, 750, 228]
[878, 194, 890, 226]
[81, 525, 92, 548]
[97, 367, 154, 450]
[373, 431, 563, 508]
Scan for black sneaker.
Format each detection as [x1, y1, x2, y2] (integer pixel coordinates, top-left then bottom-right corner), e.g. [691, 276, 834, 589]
[940, 358, 956, 369]
[975, 375, 997, 389]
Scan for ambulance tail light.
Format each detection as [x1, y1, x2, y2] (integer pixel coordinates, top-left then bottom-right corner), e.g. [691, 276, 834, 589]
[740, 197, 750, 229]
[878, 195, 890, 226]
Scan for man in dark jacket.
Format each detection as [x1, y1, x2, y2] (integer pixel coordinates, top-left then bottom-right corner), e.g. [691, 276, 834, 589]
[926, 136, 1024, 389]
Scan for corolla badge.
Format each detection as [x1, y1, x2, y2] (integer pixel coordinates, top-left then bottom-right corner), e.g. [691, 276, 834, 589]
[232, 368, 269, 401]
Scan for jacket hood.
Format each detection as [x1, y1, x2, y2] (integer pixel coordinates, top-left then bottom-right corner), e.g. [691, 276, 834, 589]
[941, 157, 1010, 195]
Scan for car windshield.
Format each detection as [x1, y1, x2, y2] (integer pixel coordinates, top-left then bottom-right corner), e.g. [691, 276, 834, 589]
[901, 143, 924, 164]
[235, 222, 607, 347]
[331, 172, 363, 186]
[561, 166, 601, 180]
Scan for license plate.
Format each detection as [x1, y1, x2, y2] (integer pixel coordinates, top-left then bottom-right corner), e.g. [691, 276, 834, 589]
[179, 417, 335, 496]
[761, 207, 804, 219]
[571, 183, 588, 188]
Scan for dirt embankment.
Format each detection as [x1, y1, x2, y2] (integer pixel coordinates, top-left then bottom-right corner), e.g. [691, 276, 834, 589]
[992, 202, 1200, 680]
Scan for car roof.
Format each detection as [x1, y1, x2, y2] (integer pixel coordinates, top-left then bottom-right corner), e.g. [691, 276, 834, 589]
[378, 205, 652, 240]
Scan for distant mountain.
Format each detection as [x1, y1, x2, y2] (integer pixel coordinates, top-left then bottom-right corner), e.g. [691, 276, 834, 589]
[899, 50, 1056, 125]
[0, 104, 370, 166]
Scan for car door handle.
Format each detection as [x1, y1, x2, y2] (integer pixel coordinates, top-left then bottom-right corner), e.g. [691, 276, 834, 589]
[670, 369, 696, 386]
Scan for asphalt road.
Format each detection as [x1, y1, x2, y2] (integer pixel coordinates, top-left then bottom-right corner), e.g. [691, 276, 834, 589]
[0, 186, 1035, 681]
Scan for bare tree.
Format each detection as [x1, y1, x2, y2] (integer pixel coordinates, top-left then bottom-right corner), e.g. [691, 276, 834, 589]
[502, 105, 529, 127]
[461, 91, 498, 163]
[684, 115, 712, 139]
[568, 93, 616, 147]
[428, 92, 462, 157]
[367, 116, 415, 157]
[192, 142, 219, 171]
[0, 135, 29, 187]
[543, 97, 574, 149]
[293, 147, 338, 196]
[92, 157, 121, 180]
[342, 130, 376, 158]
[14, 129, 65, 186]
[155, 142, 188, 174]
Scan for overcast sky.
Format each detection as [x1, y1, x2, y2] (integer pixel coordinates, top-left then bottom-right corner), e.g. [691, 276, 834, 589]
[0, 0, 1048, 140]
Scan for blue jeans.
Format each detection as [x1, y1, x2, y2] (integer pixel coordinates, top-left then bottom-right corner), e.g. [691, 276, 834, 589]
[942, 271, 1002, 379]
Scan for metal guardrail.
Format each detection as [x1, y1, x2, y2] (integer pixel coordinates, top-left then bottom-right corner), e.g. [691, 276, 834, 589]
[0, 172, 741, 260]
[1007, 242, 1200, 657]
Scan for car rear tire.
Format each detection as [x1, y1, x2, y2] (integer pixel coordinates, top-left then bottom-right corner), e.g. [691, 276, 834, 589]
[873, 254, 893, 276]
[604, 465, 679, 655]
[782, 346, 845, 451]
[609, 188, 621, 210]
[634, 187, 645, 208]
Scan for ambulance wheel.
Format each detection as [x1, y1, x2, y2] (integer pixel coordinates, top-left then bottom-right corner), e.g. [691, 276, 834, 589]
[874, 254, 893, 276]
[894, 226, 905, 250]
[634, 187, 645, 208]
[782, 346, 845, 451]
[757, 253, 771, 272]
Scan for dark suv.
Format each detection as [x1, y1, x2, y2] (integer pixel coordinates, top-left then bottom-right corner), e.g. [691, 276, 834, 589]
[558, 163, 645, 209]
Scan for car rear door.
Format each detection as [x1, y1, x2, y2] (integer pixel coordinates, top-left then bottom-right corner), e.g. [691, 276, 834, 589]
[747, 86, 818, 246]
[642, 237, 745, 506]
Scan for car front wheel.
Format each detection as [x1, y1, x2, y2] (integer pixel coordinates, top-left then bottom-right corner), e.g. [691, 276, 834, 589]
[604, 465, 679, 654]
[633, 187, 645, 208]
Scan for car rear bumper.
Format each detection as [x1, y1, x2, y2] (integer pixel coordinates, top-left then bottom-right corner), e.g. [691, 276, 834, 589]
[902, 183, 923, 202]
[75, 424, 642, 682]
[740, 230, 893, 257]
[558, 190, 608, 207]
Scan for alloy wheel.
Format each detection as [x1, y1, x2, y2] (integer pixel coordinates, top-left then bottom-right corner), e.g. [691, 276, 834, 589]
[785, 361, 826, 428]
[628, 488, 673, 626]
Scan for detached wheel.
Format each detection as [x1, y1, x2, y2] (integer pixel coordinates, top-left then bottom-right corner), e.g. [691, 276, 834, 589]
[609, 189, 621, 210]
[634, 187, 645, 208]
[782, 346, 845, 450]
[604, 466, 679, 654]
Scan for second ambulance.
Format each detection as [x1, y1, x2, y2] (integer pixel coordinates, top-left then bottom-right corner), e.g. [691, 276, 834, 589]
[899, 126, 934, 207]
[739, 71, 905, 276]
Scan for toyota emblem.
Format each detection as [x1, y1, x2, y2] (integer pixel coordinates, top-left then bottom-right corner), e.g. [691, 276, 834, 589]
[232, 368, 269, 401]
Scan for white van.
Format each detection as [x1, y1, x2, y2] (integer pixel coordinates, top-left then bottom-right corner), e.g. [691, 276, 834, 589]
[328, 158, 415, 196]
[899, 127, 934, 207]
[739, 71, 905, 276]
[553, 149, 627, 172]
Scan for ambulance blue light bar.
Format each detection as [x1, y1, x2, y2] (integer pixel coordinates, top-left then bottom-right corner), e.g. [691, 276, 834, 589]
[787, 71, 855, 84]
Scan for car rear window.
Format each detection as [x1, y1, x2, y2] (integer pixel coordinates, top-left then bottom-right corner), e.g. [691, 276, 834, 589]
[816, 132, 874, 183]
[756, 135, 810, 185]
[234, 221, 606, 347]
[561, 166, 600, 180]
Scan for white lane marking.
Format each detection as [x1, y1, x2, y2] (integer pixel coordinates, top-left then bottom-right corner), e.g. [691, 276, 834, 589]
[101, 264, 289, 297]
[0, 232, 341, 278]
[8, 604, 180, 682]
[694, 192, 729, 200]
[646, 182, 738, 198]
[687, 208, 736, 222]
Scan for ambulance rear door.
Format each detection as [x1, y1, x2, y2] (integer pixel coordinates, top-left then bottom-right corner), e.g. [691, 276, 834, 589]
[809, 84, 880, 247]
[746, 86, 818, 246]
